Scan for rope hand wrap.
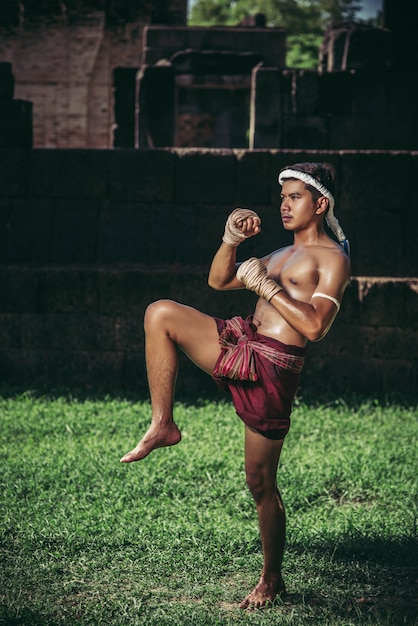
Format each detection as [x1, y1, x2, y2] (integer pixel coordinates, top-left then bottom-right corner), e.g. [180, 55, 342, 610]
[222, 208, 261, 247]
[278, 168, 350, 256]
[237, 257, 283, 302]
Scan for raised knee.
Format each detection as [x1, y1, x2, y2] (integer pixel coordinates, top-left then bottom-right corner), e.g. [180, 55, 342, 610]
[144, 299, 175, 330]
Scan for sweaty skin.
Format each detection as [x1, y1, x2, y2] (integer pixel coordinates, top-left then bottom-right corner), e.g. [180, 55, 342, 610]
[120, 179, 351, 610]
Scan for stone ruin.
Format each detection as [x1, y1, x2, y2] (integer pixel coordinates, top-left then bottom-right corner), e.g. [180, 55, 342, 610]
[0, 0, 417, 150]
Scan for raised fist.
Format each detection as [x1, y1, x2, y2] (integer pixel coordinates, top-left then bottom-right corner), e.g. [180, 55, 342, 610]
[222, 209, 261, 247]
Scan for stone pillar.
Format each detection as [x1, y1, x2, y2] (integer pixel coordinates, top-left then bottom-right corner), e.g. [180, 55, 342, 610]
[249, 65, 281, 149]
[0, 62, 33, 148]
[112, 67, 138, 147]
[384, 0, 418, 67]
[136, 63, 175, 148]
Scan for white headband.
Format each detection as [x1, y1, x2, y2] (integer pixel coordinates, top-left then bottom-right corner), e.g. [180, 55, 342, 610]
[278, 168, 349, 252]
[278, 169, 335, 210]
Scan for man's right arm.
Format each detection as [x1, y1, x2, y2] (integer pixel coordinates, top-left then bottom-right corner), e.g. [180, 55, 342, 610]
[208, 209, 261, 291]
[208, 242, 242, 290]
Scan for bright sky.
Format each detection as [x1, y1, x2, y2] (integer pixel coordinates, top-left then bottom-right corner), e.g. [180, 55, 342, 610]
[358, 0, 383, 18]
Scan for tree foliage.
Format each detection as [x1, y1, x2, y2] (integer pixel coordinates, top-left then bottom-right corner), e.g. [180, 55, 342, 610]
[189, 0, 364, 68]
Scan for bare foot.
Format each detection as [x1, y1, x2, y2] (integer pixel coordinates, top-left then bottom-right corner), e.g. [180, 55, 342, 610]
[120, 421, 181, 462]
[239, 575, 286, 610]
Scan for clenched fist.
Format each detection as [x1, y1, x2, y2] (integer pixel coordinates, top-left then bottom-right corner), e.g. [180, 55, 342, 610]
[222, 209, 261, 247]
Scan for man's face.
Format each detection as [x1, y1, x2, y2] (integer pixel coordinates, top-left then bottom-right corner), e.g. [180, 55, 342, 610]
[280, 180, 318, 231]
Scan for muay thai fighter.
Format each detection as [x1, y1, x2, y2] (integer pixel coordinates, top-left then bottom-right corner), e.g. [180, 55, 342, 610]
[121, 162, 351, 610]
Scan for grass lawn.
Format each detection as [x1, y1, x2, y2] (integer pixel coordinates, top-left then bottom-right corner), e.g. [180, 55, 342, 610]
[0, 390, 417, 625]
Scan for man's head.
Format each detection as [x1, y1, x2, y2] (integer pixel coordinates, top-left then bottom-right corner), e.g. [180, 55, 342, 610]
[278, 162, 349, 255]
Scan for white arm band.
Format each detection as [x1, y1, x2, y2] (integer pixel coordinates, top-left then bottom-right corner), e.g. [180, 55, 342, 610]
[311, 292, 340, 311]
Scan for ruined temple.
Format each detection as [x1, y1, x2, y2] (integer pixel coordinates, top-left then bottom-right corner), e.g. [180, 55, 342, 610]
[0, 0, 187, 147]
[0, 0, 417, 150]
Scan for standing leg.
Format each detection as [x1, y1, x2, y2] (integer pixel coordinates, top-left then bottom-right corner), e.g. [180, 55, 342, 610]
[240, 426, 286, 609]
[121, 300, 221, 462]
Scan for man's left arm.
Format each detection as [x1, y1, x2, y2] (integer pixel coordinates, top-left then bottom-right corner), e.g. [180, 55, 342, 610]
[237, 253, 351, 342]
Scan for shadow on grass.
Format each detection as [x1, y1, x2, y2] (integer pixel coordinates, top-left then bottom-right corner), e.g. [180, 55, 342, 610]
[284, 535, 418, 625]
[0, 604, 78, 626]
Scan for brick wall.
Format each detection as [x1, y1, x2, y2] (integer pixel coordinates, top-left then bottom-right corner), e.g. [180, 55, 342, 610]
[0, 147, 417, 396]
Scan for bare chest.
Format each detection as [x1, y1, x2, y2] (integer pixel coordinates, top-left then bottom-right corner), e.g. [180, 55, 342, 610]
[267, 248, 319, 296]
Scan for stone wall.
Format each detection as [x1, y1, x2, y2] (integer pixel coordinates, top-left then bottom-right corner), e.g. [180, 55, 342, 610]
[0, 147, 417, 396]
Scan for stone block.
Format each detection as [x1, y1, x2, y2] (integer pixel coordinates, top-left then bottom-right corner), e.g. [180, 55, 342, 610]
[0, 149, 29, 197]
[387, 71, 418, 115]
[250, 67, 281, 149]
[402, 280, 418, 330]
[329, 114, 418, 150]
[115, 316, 144, 351]
[318, 72, 352, 115]
[28, 149, 110, 199]
[21, 314, 115, 351]
[280, 71, 293, 115]
[357, 279, 410, 327]
[7, 199, 55, 264]
[0, 314, 21, 348]
[0, 63, 14, 99]
[147, 204, 197, 263]
[175, 149, 235, 204]
[369, 326, 418, 359]
[53, 199, 99, 264]
[98, 204, 152, 264]
[112, 67, 138, 148]
[123, 351, 148, 392]
[300, 354, 384, 395]
[0, 267, 38, 313]
[293, 71, 319, 116]
[281, 115, 328, 149]
[99, 270, 154, 315]
[338, 152, 411, 274]
[5, 349, 125, 389]
[0, 198, 12, 263]
[143, 26, 286, 69]
[349, 210, 403, 277]
[317, 324, 373, 358]
[109, 149, 175, 203]
[351, 69, 387, 115]
[37, 269, 99, 314]
[377, 359, 417, 395]
[0, 100, 33, 148]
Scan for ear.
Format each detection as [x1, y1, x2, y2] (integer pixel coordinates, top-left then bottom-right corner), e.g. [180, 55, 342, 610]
[315, 196, 329, 215]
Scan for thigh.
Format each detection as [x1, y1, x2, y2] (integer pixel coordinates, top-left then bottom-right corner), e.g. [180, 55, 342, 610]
[145, 299, 222, 375]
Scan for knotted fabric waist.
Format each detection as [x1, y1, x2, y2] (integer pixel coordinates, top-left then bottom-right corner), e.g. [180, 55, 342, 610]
[212, 316, 305, 381]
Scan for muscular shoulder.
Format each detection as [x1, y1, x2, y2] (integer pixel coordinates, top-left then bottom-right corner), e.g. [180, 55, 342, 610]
[316, 243, 350, 277]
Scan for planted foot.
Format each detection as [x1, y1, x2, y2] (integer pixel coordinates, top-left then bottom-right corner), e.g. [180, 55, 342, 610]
[120, 421, 181, 463]
[239, 575, 286, 610]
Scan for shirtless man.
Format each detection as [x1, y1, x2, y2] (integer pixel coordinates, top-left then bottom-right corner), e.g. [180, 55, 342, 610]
[121, 162, 351, 609]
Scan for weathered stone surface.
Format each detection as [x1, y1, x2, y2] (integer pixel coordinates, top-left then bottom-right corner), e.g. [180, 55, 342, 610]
[109, 149, 175, 202]
[28, 150, 109, 198]
[175, 149, 235, 204]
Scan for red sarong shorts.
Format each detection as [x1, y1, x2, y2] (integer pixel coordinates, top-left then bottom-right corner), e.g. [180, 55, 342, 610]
[212, 315, 307, 438]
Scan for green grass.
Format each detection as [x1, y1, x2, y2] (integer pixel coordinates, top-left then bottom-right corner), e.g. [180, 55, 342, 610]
[0, 391, 417, 625]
